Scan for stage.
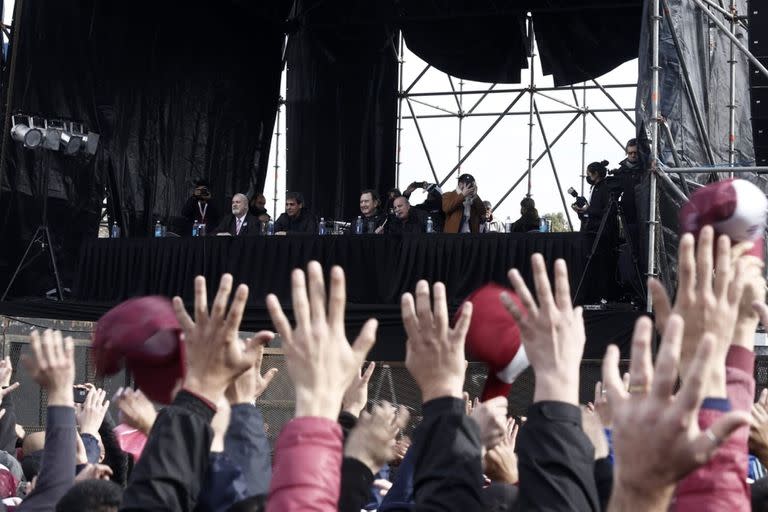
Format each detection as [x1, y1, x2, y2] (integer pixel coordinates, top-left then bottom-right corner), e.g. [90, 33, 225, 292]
[0, 232, 641, 360]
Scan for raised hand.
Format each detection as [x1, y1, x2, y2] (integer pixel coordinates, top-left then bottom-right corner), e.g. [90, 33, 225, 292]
[648, 228, 748, 396]
[76, 387, 110, 436]
[591, 373, 629, 428]
[22, 330, 75, 406]
[74, 463, 114, 482]
[502, 255, 584, 405]
[113, 388, 157, 435]
[225, 343, 279, 405]
[342, 362, 375, 417]
[172, 274, 274, 404]
[470, 396, 508, 451]
[401, 280, 472, 403]
[266, 262, 377, 419]
[344, 401, 410, 475]
[603, 315, 749, 510]
[484, 417, 519, 484]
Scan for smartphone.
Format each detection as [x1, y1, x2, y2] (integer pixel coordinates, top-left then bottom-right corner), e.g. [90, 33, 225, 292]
[73, 387, 88, 404]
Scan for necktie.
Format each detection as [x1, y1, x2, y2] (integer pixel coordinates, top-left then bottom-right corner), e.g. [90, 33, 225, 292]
[236, 218, 242, 235]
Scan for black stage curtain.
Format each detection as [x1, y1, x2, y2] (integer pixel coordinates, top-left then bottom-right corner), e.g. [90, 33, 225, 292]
[0, 0, 290, 296]
[399, 0, 642, 86]
[285, 0, 397, 223]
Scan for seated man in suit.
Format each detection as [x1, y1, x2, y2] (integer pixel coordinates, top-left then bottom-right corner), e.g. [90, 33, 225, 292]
[274, 192, 316, 234]
[375, 196, 425, 235]
[214, 193, 258, 236]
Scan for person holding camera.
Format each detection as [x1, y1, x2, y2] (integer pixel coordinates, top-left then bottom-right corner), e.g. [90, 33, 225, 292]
[403, 181, 445, 233]
[572, 161, 611, 232]
[181, 179, 220, 236]
[442, 173, 485, 234]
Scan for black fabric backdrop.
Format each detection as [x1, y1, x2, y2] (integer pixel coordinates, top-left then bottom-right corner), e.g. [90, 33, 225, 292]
[285, 0, 398, 222]
[0, 0, 290, 296]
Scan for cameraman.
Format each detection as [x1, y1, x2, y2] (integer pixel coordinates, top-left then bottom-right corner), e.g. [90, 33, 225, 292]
[572, 161, 610, 232]
[181, 179, 220, 235]
[403, 180, 445, 232]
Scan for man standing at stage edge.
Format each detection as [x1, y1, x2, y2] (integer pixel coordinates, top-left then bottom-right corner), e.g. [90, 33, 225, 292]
[275, 192, 316, 234]
[442, 173, 485, 233]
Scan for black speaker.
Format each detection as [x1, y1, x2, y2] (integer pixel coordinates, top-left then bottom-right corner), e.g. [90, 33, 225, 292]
[750, 1, 768, 164]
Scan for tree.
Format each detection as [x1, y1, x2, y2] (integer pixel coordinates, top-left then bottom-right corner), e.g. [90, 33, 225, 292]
[542, 212, 569, 232]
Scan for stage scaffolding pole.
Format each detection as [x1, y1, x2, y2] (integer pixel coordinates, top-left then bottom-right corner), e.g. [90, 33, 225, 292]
[647, 0, 662, 313]
[534, 100, 574, 231]
[691, 0, 768, 79]
[395, 30, 404, 188]
[457, 78, 464, 171]
[727, 0, 737, 177]
[405, 99, 441, 184]
[581, 85, 587, 196]
[525, 16, 536, 197]
[272, 99, 283, 219]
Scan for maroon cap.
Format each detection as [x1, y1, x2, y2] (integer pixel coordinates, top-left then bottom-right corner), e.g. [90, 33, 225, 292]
[0, 466, 17, 499]
[456, 283, 529, 401]
[679, 178, 767, 258]
[92, 296, 185, 404]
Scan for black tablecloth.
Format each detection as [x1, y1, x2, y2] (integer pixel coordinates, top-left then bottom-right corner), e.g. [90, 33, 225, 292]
[74, 233, 593, 306]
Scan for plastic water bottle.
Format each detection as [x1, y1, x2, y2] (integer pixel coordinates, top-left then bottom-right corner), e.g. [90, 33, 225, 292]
[154, 220, 162, 238]
[110, 224, 120, 238]
[355, 216, 364, 235]
[198, 223, 206, 237]
[426, 216, 434, 233]
[266, 220, 274, 235]
[504, 216, 512, 233]
[539, 218, 549, 232]
[192, 221, 199, 237]
[318, 217, 326, 235]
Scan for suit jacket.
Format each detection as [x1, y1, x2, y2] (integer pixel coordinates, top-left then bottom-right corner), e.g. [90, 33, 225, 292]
[441, 191, 485, 234]
[214, 213, 259, 236]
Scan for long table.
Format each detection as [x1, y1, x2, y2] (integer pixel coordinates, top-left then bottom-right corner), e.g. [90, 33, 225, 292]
[74, 232, 595, 306]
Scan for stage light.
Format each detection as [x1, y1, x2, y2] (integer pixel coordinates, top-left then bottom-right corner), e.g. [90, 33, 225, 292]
[42, 119, 63, 151]
[82, 131, 99, 155]
[60, 122, 83, 154]
[10, 115, 43, 148]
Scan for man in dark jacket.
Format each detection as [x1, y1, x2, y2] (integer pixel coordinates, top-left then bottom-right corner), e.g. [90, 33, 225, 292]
[377, 196, 425, 235]
[613, 139, 642, 225]
[181, 180, 220, 236]
[403, 182, 445, 233]
[349, 189, 386, 234]
[214, 194, 258, 236]
[274, 192, 316, 234]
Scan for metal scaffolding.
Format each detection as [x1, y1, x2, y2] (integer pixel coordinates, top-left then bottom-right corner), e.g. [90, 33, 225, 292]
[394, 15, 638, 226]
[644, 0, 768, 312]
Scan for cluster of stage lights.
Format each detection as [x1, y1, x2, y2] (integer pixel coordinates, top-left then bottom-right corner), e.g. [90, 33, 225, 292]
[10, 114, 99, 155]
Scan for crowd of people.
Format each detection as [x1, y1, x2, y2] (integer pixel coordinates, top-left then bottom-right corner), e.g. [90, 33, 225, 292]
[0, 213, 766, 510]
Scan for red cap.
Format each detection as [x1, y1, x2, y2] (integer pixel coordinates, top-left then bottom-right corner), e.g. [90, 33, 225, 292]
[92, 296, 185, 404]
[679, 178, 767, 258]
[0, 466, 17, 499]
[456, 283, 528, 401]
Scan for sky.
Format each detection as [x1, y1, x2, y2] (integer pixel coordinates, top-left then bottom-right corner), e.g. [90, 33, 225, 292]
[263, 42, 639, 229]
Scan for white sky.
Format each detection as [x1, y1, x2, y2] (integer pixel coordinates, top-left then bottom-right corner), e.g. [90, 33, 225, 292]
[265, 42, 639, 228]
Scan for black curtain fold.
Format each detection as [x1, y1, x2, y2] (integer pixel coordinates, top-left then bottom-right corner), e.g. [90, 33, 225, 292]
[286, 0, 397, 222]
[0, 0, 290, 296]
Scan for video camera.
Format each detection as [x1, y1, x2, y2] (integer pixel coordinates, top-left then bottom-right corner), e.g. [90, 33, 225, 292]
[567, 187, 587, 208]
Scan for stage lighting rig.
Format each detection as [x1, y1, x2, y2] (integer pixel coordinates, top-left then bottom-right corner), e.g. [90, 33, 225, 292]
[10, 114, 44, 148]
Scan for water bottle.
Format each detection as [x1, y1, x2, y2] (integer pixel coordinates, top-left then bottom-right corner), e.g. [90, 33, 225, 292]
[318, 217, 326, 235]
[539, 218, 549, 232]
[426, 216, 434, 233]
[367, 220, 375, 233]
[154, 220, 162, 238]
[110, 224, 120, 238]
[192, 221, 199, 237]
[355, 216, 363, 235]
[505, 216, 512, 233]
[266, 220, 274, 235]
[198, 223, 206, 237]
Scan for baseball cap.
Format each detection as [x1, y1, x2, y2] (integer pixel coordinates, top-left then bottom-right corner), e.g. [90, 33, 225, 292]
[679, 178, 767, 258]
[457, 173, 475, 185]
[92, 296, 186, 404]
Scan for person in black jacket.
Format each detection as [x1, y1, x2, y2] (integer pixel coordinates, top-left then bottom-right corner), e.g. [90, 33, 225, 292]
[511, 197, 541, 233]
[274, 192, 316, 234]
[403, 182, 445, 233]
[181, 180, 220, 236]
[377, 196, 425, 235]
[349, 190, 386, 234]
[572, 160, 612, 233]
[214, 194, 259, 236]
